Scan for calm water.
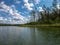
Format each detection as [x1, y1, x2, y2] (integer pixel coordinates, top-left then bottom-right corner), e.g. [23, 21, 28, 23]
[0, 26, 60, 45]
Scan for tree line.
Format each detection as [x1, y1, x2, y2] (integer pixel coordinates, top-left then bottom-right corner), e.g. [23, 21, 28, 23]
[28, 0, 60, 25]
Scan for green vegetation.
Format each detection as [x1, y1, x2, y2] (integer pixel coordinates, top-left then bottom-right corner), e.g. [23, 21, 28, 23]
[26, 0, 60, 26]
[0, 24, 22, 26]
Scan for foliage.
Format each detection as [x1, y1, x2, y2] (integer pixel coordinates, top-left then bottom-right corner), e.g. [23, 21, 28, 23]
[29, 0, 60, 24]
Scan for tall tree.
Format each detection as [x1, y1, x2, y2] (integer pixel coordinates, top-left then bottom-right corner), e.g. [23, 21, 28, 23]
[30, 10, 36, 22]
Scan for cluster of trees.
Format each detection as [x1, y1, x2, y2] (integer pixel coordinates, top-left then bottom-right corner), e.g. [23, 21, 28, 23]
[29, 0, 60, 24]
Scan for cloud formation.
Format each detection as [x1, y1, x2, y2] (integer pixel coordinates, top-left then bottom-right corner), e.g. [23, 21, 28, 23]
[57, 4, 60, 9]
[38, 7, 44, 12]
[23, 0, 34, 10]
[14, 0, 21, 4]
[34, 0, 41, 4]
[0, 1, 27, 24]
[23, 0, 41, 10]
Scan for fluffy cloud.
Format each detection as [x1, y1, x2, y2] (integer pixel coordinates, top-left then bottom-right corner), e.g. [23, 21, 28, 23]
[23, 0, 41, 10]
[34, 0, 41, 4]
[57, 4, 60, 9]
[24, 3, 34, 10]
[0, 1, 28, 24]
[38, 7, 44, 12]
[0, 16, 4, 20]
[14, 0, 20, 4]
[0, 16, 8, 23]
[23, 0, 34, 10]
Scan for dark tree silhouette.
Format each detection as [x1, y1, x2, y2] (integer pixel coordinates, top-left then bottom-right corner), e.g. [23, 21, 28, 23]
[28, 0, 60, 24]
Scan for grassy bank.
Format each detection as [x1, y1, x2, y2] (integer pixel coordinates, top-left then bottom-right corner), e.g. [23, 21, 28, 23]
[19, 23, 60, 27]
[0, 23, 60, 27]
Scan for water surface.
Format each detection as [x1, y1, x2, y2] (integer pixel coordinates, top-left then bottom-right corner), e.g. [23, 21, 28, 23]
[0, 26, 60, 45]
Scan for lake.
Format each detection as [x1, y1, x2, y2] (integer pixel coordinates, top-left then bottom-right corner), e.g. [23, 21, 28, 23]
[0, 26, 60, 45]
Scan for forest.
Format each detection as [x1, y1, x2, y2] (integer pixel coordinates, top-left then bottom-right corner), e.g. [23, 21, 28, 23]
[26, 0, 60, 25]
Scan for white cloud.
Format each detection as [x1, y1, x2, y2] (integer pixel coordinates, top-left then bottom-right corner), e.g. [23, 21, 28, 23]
[38, 7, 44, 12]
[14, 0, 20, 4]
[23, 0, 40, 10]
[0, 16, 4, 20]
[34, 0, 40, 4]
[57, 4, 60, 9]
[0, 16, 7, 23]
[24, 3, 34, 10]
[24, 0, 28, 3]
[0, 1, 28, 24]
[23, 0, 34, 10]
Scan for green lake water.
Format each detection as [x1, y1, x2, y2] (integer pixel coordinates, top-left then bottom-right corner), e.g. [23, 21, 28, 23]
[0, 26, 60, 45]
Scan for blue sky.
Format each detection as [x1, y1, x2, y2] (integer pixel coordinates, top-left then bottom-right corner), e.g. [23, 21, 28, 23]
[0, 0, 60, 24]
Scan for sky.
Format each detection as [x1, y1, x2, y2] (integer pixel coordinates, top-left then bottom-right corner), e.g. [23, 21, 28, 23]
[0, 0, 60, 24]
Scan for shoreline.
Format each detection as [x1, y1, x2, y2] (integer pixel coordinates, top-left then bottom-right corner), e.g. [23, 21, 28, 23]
[0, 24, 60, 27]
